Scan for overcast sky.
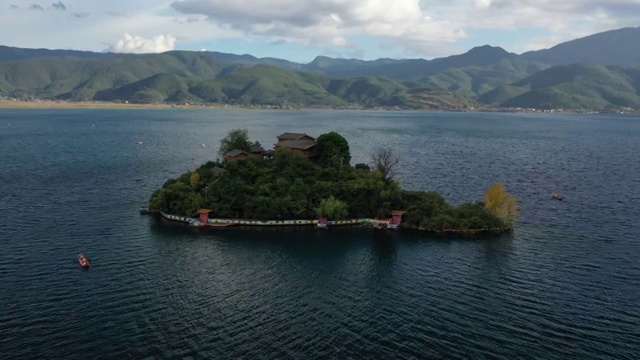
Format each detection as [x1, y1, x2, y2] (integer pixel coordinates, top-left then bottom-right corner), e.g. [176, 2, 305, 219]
[1, 0, 638, 62]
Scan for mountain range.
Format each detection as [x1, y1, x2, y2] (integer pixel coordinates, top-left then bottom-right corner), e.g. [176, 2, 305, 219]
[2, 27, 640, 110]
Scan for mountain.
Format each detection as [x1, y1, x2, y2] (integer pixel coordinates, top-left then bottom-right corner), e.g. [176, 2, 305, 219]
[3, 26, 640, 110]
[0, 52, 476, 109]
[413, 56, 548, 97]
[305, 45, 534, 81]
[478, 63, 640, 109]
[0, 45, 114, 61]
[522, 27, 640, 66]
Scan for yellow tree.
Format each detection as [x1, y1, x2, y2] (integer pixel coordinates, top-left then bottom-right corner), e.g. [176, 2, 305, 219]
[189, 171, 200, 190]
[483, 183, 518, 227]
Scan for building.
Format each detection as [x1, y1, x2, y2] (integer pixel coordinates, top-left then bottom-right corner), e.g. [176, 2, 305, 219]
[274, 133, 319, 160]
[276, 132, 316, 143]
[223, 149, 250, 163]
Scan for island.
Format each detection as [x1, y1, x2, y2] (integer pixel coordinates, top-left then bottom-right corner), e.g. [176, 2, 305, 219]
[148, 129, 518, 234]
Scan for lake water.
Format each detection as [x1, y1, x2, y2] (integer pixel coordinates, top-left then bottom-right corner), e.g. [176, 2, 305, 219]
[1, 109, 639, 359]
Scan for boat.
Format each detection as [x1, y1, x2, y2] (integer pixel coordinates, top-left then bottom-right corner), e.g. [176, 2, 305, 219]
[201, 144, 206, 148]
[551, 193, 565, 201]
[136, 141, 144, 145]
[139, 206, 153, 214]
[78, 254, 90, 268]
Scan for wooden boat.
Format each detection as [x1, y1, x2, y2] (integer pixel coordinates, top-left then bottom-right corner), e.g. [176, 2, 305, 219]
[78, 254, 90, 268]
[551, 193, 565, 201]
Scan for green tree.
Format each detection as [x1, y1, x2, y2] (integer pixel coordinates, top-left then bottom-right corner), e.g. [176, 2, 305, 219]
[317, 132, 351, 167]
[315, 195, 349, 220]
[218, 128, 251, 157]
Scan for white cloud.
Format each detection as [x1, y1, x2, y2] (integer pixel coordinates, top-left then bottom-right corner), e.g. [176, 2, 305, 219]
[170, 0, 467, 56]
[105, 33, 177, 54]
[1, 0, 640, 59]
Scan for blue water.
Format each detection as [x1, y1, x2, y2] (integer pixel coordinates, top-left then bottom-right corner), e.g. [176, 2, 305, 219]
[1, 109, 639, 359]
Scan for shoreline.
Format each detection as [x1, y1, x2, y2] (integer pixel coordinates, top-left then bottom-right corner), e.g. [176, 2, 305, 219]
[157, 211, 512, 235]
[1, 100, 635, 114]
[0, 100, 234, 110]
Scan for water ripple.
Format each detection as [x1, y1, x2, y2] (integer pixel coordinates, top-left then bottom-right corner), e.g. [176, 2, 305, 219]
[1, 110, 639, 359]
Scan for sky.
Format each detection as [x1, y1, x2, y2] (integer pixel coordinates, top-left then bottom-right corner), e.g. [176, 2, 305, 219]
[1, 0, 639, 63]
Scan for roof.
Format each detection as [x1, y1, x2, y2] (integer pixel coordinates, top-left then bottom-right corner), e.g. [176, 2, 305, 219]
[275, 139, 318, 150]
[223, 149, 250, 157]
[276, 132, 316, 141]
[197, 209, 212, 214]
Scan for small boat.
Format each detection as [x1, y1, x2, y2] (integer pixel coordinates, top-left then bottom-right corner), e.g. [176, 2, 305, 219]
[139, 206, 153, 214]
[551, 193, 565, 201]
[201, 144, 206, 148]
[78, 254, 90, 268]
[136, 141, 144, 145]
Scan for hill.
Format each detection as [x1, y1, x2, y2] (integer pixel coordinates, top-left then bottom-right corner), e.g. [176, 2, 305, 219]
[0, 53, 476, 109]
[478, 63, 640, 109]
[522, 27, 640, 66]
[4, 26, 640, 110]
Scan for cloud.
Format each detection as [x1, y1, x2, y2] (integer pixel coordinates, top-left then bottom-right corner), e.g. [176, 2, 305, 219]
[104, 33, 177, 53]
[173, 16, 202, 24]
[170, 0, 466, 55]
[3, 0, 640, 60]
[166, 0, 640, 57]
[107, 11, 128, 17]
[51, 1, 66, 11]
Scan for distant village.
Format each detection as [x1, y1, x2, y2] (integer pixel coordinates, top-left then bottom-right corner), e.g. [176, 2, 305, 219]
[1, 96, 638, 114]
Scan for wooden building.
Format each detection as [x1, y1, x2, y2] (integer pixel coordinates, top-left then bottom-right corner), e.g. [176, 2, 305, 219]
[276, 132, 316, 143]
[223, 149, 250, 163]
[274, 133, 319, 160]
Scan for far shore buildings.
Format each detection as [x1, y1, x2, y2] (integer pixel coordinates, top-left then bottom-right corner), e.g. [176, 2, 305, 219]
[222, 132, 319, 164]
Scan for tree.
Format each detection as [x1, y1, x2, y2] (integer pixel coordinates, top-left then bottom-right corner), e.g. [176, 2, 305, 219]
[315, 196, 349, 220]
[317, 132, 351, 167]
[371, 146, 399, 181]
[483, 183, 518, 227]
[218, 128, 251, 157]
[189, 172, 200, 189]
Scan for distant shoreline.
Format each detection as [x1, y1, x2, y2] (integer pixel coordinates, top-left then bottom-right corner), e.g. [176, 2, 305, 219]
[0, 100, 635, 114]
[0, 100, 234, 110]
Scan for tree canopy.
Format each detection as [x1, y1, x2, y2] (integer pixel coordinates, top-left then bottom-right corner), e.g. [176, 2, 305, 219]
[219, 128, 251, 157]
[317, 132, 351, 167]
[149, 131, 516, 234]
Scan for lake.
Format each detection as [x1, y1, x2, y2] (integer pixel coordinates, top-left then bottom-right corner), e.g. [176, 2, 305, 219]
[0, 109, 639, 359]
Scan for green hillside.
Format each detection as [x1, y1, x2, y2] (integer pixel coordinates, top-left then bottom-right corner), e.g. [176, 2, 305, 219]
[478, 64, 640, 109]
[415, 57, 548, 97]
[0, 53, 477, 109]
[522, 27, 640, 66]
[3, 36, 640, 110]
